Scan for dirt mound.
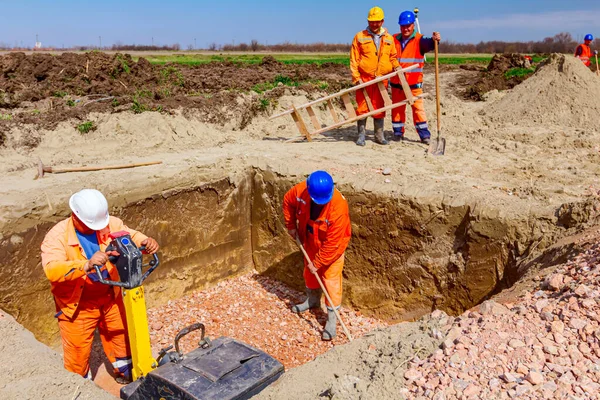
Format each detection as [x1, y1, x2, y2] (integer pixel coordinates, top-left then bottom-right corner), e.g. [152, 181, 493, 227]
[483, 53, 600, 130]
[257, 313, 447, 399]
[0, 52, 350, 135]
[0, 311, 114, 400]
[465, 53, 534, 100]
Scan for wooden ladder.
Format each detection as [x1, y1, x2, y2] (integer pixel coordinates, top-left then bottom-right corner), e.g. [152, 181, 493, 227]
[270, 64, 424, 141]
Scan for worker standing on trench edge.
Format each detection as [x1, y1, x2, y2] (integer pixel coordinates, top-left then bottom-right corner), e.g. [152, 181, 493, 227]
[575, 34, 594, 67]
[40, 189, 159, 383]
[390, 10, 441, 144]
[282, 170, 351, 340]
[350, 6, 400, 146]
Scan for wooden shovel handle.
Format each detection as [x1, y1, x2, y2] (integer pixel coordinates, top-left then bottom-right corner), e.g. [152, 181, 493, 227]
[434, 40, 441, 133]
[48, 161, 162, 174]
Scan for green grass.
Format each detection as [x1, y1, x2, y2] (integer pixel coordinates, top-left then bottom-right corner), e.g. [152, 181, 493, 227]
[252, 74, 299, 93]
[66, 99, 76, 107]
[137, 53, 548, 67]
[77, 121, 95, 134]
[0, 113, 12, 120]
[53, 91, 67, 98]
[504, 67, 535, 79]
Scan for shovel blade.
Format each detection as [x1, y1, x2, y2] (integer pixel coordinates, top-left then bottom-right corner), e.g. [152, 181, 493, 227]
[428, 137, 446, 156]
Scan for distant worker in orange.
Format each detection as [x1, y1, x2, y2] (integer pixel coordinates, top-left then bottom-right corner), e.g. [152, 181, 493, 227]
[282, 171, 351, 340]
[390, 10, 441, 144]
[350, 6, 400, 146]
[41, 189, 159, 383]
[575, 34, 594, 67]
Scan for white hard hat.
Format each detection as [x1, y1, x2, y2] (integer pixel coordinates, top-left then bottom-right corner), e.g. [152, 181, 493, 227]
[69, 189, 110, 231]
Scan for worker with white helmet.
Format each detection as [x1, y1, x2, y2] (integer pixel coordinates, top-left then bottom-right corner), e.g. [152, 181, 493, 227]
[41, 189, 159, 383]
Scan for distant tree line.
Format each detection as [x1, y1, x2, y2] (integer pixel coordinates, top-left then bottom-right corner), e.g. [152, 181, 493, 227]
[0, 32, 597, 54]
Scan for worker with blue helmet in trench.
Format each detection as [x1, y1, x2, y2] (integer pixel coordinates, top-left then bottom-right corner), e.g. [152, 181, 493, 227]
[282, 171, 351, 340]
[390, 10, 441, 143]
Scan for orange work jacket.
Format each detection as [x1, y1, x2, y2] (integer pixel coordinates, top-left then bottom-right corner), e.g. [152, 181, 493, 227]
[575, 44, 592, 67]
[41, 216, 148, 318]
[391, 32, 425, 86]
[282, 181, 351, 270]
[350, 28, 399, 84]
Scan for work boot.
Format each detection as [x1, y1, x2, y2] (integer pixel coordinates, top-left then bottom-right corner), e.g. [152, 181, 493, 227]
[292, 288, 322, 313]
[356, 119, 366, 146]
[392, 128, 405, 142]
[373, 118, 388, 145]
[322, 306, 339, 341]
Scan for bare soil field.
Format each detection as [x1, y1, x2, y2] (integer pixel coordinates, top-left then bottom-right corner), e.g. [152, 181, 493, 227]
[1, 52, 600, 399]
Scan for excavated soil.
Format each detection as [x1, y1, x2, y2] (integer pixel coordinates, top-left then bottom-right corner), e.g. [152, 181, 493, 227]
[0, 53, 599, 399]
[465, 53, 536, 100]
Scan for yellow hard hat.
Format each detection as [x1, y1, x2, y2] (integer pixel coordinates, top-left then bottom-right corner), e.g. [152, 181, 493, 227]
[367, 6, 384, 21]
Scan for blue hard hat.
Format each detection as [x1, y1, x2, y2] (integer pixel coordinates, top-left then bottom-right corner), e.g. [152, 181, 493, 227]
[399, 11, 415, 26]
[585, 34, 594, 41]
[307, 170, 334, 205]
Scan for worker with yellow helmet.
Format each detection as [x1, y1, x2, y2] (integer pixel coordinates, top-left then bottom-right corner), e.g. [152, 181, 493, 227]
[350, 6, 400, 146]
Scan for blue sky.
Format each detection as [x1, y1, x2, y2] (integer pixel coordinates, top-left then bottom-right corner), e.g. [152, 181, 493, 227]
[0, 0, 598, 48]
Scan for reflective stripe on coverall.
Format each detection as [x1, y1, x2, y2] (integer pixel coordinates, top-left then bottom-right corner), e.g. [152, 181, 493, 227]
[41, 216, 148, 378]
[390, 32, 430, 139]
[282, 181, 351, 307]
[575, 44, 592, 67]
[350, 28, 399, 119]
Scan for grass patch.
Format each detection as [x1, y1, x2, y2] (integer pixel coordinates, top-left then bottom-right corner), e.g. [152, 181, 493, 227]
[53, 91, 67, 98]
[66, 99, 76, 107]
[77, 121, 96, 134]
[252, 74, 299, 93]
[111, 98, 120, 107]
[131, 97, 147, 114]
[0, 113, 12, 120]
[504, 67, 535, 79]
[160, 65, 185, 87]
[258, 98, 270, 111]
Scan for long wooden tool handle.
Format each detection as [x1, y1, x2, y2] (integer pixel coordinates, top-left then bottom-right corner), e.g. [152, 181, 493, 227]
[596, 54, 599, 76]
[50, 161, 162, 174]
[295, 236, 353, 342]
[434, 40, 441, 134]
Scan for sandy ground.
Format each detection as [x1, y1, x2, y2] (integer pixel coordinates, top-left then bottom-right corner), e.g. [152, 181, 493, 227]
[1, 54, 600, 398]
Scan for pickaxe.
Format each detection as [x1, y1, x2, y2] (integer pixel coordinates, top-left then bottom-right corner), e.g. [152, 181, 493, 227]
[35, 159, 162, 180]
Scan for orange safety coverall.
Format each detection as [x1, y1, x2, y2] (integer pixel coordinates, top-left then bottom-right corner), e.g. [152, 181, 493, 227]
[390, 32, 431, 139]
[41, 216, 148, 379]
[350, 28, 399, 119]
[282, 181, 351, 307]
[575, 43, 592, 67]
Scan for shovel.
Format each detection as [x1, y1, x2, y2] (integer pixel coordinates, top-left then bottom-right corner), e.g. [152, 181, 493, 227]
[428, 40, 446, 156]
[295, 236, 353, 342]
[596, 51, 599, 76]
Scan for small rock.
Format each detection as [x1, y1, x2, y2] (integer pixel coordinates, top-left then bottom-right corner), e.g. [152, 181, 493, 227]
[151, 322, 163, 331]
[509, 339, 526, 348]
[404, 368, 422, 381]
[463, 384, 480, 397]
[384, 178, 391, 183]
[502, 372, 517, 383]
[526, 371, 544, 385]
[551, 320, 565, 334]
[543, 274, 565, 291]
[382, 168, 392, 175]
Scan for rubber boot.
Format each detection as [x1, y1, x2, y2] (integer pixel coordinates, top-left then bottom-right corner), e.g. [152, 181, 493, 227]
[322, 306, 339, 341]
[356, 119, 366, 146]
[373, 118, 388, 145]
[292, 288, 322, 313]
[392, 127, 405, 142]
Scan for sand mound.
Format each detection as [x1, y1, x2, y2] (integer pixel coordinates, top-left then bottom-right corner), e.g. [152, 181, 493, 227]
[483, 54, 600, 130]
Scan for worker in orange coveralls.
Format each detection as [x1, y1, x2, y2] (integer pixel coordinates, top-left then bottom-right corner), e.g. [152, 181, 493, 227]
[575, 34, 594, 67]
[390, 10, 441, 144]
[41, 189, 159, 383]
[350, 6, 400, 146]
[282, 170, 351, 340]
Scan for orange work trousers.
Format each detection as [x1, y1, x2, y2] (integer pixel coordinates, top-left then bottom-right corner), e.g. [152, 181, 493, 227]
[304, 253, 344, 308]
[391, 87, 428, 132]
[57, 284, 131, 379]
[356, 76, 388, 119]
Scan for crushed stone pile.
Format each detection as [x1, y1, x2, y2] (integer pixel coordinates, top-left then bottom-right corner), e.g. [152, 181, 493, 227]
[258, 229, 600, 400]
[484, 54, 600, 130]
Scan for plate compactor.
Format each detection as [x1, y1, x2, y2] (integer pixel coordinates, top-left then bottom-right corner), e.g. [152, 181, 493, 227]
[95, 231, 284, 400]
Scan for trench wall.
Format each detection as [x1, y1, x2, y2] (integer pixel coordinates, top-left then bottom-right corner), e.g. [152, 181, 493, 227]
[0, 168, 552, 345]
